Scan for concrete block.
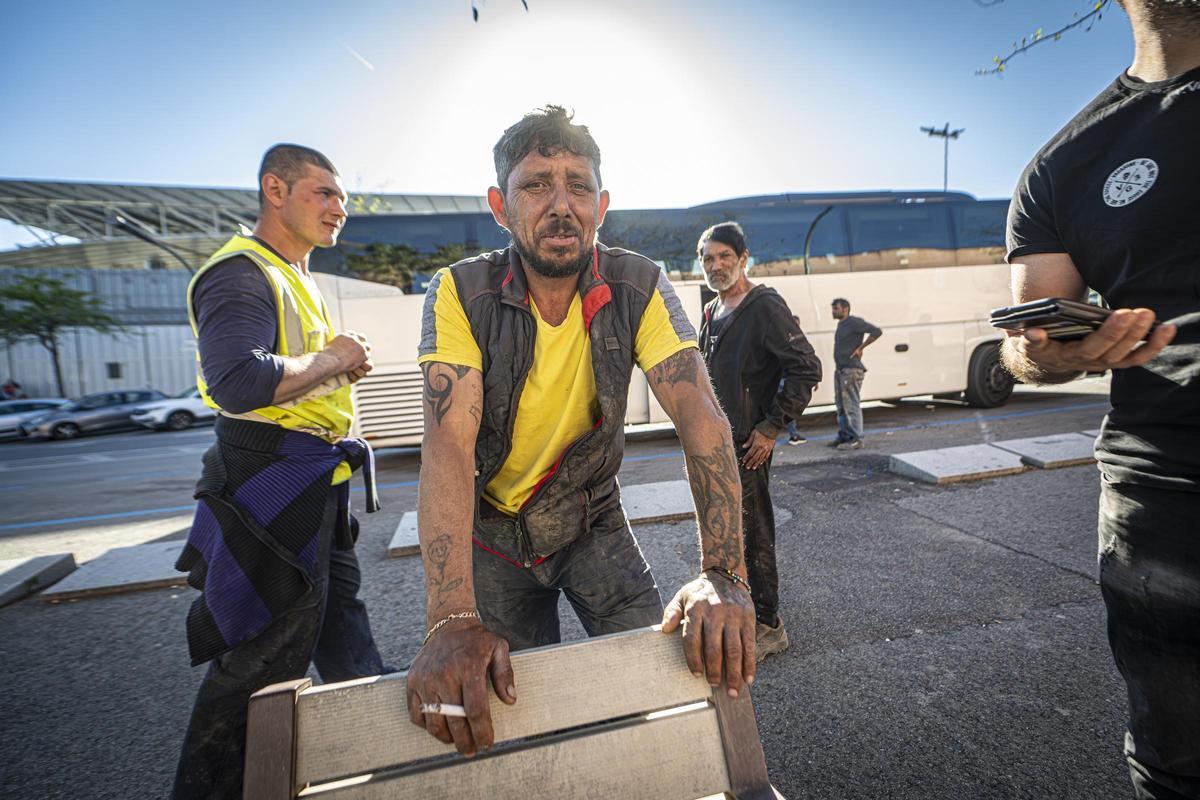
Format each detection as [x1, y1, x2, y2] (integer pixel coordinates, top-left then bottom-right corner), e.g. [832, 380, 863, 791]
[622, 480, 695, 525]
[0, 554, 77, 607]
[1082, 429, 1102, 439]
[40, 541, 187, 602]
[388, 512, 420, 558]
[889, 444, 1026, 485]
[992, 433, 1096, 469]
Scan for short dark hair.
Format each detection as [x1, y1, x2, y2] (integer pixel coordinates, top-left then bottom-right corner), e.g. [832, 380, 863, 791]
[493, 105, 603, 194]
[258, 143, 338, 207]
[832, 298, 850, 309]
[697, 221, 747, 259]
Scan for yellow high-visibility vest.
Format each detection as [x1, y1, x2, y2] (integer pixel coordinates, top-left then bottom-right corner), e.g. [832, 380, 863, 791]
[187, 234, 354, 483]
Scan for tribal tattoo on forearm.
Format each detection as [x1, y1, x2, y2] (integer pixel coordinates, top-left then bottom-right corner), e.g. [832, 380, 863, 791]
[684, 444, 743, 572]
[422, 363, 471, 427]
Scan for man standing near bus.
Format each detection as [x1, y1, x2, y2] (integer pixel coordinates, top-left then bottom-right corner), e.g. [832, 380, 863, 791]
[830, 298, 882, 450]
[173, 144, 387, 799]
[1001, 2, 1197, 796]
[406, 106, 757, 758]
[698, 222, 821, 659]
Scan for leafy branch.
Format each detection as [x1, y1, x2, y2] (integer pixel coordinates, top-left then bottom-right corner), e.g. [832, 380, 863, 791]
[977, 0, 1112, 75]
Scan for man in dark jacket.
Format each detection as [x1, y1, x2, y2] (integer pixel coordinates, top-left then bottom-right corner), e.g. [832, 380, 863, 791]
[698, 222, 822, 659]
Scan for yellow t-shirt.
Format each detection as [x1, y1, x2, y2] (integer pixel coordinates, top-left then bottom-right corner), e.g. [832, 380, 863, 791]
[417, 267, 696, 513]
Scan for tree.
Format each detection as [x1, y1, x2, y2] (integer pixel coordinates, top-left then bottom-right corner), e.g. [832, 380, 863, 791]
[0, 276, 124, 397]
[343, 242, 485, 291]
[977, 0, 1113, 75]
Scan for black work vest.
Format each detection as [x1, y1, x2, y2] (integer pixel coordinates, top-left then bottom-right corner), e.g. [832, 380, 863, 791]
[447, 244, 666, 563]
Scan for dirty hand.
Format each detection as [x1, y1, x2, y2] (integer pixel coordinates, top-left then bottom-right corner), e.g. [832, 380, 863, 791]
[661, 573, 756, 697]
[1008, 307, 1175, 374]
[406, 619, 516, 757]
[740, 429, 775, 470]
[326, 331, 371, 371]
[347, 357, 374, 383]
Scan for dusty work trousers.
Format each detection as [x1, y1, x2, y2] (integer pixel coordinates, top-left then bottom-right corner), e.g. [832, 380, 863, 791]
[1099, 479, 1200, 800]
[172, 491, 385, 800]
[472, 500, 663, 651]
[834, 367, 865, 441]
[740, 452, 779, 627]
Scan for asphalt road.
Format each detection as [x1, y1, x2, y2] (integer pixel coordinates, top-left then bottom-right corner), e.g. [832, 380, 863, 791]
[0, 380, 1131, 799]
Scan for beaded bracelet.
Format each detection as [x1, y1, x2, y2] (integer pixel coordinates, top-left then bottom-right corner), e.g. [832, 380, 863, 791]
[423, 610, 481, 645]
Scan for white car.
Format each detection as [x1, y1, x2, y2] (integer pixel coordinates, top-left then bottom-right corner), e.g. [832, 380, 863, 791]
[0, 398, 69, 439]
[130, 387, 217, 431]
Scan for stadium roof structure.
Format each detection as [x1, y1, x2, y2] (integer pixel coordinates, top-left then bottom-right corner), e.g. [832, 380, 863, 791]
[0, 178, 490, 244]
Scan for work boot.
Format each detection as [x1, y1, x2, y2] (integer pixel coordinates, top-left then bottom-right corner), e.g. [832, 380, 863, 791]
[755, 618, 790, 662]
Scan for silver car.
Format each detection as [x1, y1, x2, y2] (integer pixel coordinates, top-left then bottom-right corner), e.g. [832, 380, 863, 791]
[22, 389, 167, 440]
[0, 398, 69, 439]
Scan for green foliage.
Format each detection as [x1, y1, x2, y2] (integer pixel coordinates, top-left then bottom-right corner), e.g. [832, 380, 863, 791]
[343, 242, 485, 291]
[0, 276, 125, 396]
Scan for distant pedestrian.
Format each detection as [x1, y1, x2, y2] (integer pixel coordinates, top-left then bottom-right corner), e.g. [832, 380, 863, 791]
[830, 298, 881, 450]
[698, 222, 822, 660]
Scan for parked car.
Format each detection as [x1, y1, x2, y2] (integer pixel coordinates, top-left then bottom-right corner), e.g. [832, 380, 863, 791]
[21, 389, 167, 440]
[0, 398, 70, 439]
[130, 387, 216, 431]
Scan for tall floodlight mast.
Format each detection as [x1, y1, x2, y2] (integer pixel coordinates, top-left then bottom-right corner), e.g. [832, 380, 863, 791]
[920, 123, 965, 192]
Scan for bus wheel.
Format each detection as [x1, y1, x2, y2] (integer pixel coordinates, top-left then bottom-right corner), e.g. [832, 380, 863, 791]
[965, 343, 1014, 408]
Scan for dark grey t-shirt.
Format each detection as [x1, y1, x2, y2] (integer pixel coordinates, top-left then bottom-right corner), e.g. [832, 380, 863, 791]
[834, 315, 882, 370]
[1007, 66, 1200, 491]
[192, 256, 285, 414]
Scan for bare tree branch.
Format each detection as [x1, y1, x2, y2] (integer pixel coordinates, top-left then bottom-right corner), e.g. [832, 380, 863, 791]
[977, 0, 1112, 76]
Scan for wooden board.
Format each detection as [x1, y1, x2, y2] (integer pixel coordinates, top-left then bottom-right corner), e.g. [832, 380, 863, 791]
[294, 626, 712, 786]
[297, 703, 730, 800]
[245, 678, 311, 800]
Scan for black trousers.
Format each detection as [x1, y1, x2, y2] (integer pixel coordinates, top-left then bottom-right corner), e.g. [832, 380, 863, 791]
[172, 490, 385, 800]
[1099, 479, 1200, 800]
[740, 452, 779, 627]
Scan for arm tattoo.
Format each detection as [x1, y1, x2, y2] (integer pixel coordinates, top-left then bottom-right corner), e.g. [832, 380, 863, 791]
[422, 363, 471, 426]
[424, 533, 464, 615]
[684, 444, 743, 571]
[649, 347, 701, 388]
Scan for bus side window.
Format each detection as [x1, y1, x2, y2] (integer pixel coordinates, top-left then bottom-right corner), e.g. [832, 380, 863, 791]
[846, 204, 955, 271]
[951, 200, 1008, 267]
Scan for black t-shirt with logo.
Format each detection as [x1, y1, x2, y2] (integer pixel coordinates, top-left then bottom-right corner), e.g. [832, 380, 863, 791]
[1007, 66, 1200, 491]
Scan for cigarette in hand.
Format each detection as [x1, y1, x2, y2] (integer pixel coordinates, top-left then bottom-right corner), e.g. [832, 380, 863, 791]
[419, 702, 467, 717]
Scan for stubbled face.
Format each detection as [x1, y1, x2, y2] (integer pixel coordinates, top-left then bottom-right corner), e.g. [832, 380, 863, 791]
[278, 165, 348, 248]
[701, 239, 746, 293]
[489, 149, 609, 279]
[831, 303, 848, 320]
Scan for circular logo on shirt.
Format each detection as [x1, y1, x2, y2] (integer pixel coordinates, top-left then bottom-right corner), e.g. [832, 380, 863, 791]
[1102, 158, 1158, 207]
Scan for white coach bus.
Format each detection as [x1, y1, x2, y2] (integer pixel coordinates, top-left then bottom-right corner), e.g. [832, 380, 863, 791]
[313, 191, 1014, 449]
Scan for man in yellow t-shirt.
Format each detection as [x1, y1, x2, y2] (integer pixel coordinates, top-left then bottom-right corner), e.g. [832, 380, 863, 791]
[405, 106, 758, 759]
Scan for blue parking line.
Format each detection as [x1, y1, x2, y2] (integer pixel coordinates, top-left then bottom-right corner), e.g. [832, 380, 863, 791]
[4, 400, 1107, 531]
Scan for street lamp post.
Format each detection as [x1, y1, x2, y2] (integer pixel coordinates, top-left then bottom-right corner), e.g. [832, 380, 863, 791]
[111, 214, 196, 275]
[920, 123, 965, 192]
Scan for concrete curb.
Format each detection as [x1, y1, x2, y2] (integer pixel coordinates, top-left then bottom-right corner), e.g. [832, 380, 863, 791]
[991, 433, 1096, 469]
[0, 554, 78, 608]
[40, 541, 187, 602]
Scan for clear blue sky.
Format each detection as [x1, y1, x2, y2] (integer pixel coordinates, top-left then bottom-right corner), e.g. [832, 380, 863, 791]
[0, 0, 1133, 250]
